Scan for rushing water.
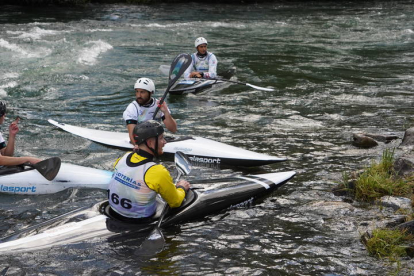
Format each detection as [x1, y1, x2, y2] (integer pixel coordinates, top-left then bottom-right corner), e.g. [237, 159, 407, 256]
[1, 1, 414, 275]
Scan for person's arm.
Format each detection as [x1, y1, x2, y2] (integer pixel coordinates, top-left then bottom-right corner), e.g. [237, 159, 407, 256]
[1, 122, 19, 156]
[0, 155, 41, 166]
[205, 53, 217, 79]
[145, 164, 190, 208]
[158, 101, 177, 133]
[126, 123, 137, 147]
[123, 103, 138, 146]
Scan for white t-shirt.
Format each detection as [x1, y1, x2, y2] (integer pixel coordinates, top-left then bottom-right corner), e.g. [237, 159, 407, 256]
[122, 98, 167, 125]
[184, 51, 218, 79]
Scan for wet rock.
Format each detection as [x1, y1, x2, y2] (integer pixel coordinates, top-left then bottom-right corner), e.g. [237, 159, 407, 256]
[332, 180, 356, 197]
[306, 201, 355, 217]
[400, 127, 414, 147]
[360, 231, 371, 246]
[395, 220, 414, 235]
[364, 133, 399, 144]
[377, 196, 412, 212]
[352, 133, 378, 148]
[405, 246, 414, 258]
[394, 156, 414, 176]
[384, 215, 408, 228]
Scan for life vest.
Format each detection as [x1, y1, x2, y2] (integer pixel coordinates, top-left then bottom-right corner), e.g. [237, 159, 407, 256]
[108, 151, 157, 218]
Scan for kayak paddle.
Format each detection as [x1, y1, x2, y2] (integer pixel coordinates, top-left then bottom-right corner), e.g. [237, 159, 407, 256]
[25, 157, 61, 181]
[152, 53, 192, 119]
[135, 151, 192, 256]
[210, 78, 275, 91]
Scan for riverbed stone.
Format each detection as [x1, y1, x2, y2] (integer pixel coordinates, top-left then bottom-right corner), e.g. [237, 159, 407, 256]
[306, 201, 355, 217]
[400, 127, 414, 147]
[377, 196, 412, 212]
[352, 133, 378, 148]
[395, 220, 414, 235]
[364, 133, 399, 143]
[394, 156, 414, 176]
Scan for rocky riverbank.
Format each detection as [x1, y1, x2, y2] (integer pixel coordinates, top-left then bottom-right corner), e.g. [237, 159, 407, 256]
[333, 127, 414, 274]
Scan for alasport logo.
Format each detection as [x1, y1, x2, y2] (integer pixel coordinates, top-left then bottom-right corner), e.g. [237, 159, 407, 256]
[188, 155, 221, 164]
[0, 184, 36, 193]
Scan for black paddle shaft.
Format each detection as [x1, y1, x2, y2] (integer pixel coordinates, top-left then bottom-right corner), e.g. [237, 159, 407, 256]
[152, 53, 192, 119]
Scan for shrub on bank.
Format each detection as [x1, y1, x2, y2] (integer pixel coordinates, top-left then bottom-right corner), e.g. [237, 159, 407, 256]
[366, 228, 413, 262]
[341, 148, 414, 203]
[337, 148, 414, 269]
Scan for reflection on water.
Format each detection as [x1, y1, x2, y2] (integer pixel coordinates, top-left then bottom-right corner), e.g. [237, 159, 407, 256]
[0, 1, 413, 275]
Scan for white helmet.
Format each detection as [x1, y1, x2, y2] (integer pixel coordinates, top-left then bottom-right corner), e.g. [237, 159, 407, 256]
[194, 37, 208, 48]
[134, 78, 155, 94]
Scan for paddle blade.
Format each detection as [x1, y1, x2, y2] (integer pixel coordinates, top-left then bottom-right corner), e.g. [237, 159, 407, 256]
[167, 53, 192, 89]
[134, 227, 165, 256]
[33, 157, 61, 181]
[246, 83, 274, 92]
[175, 151, 192, 177]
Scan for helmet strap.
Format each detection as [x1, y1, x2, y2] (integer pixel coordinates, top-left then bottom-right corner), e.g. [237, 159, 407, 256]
[145, 136, 159, 157]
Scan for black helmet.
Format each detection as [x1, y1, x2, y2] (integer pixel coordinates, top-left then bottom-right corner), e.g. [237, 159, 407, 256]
[133, 120, 164, 145]
[0, 101, 6, 117]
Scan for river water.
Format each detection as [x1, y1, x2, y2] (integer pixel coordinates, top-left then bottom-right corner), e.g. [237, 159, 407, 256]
[1, 1, 414, 275]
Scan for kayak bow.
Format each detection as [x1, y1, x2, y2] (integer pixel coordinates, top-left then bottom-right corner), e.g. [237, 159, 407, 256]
[0, 163, 112, 195]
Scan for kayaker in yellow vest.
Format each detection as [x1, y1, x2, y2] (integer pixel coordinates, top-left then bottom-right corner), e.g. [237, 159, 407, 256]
[108, 120, 190, 219]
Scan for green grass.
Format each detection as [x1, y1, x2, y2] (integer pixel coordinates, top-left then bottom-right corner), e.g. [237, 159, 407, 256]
[365, 227, 414, 275]
[349, 149, 414, 202]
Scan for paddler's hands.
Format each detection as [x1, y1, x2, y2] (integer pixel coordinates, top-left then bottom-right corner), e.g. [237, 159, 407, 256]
[26, 157, 42, 165]
[156, 99, 170, 114]
[176, 180, 190, 191]
[189, 72, 203, 78]
[9, 118, 20, 137]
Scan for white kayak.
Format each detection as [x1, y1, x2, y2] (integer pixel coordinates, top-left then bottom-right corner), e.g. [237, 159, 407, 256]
[0, 163, 112, 195]
[0, 170, 295, 253]
[48, 119, 286, 167]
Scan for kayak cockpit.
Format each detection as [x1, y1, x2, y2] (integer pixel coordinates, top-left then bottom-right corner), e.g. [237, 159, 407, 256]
[100, 189, 197, 231]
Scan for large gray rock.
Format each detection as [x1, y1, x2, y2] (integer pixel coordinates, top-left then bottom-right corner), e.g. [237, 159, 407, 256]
[394, 156, 414, 176]
[401, 127, 414, 147]
[378, 196, 412, 212]
[396, 220, 414, 234]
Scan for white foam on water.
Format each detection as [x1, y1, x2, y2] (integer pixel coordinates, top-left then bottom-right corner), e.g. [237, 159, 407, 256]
[0, 72, 19, 80]
[275, 115, 324, 129]
[0, 81, 18, 97]
[76, 40, 113, 65]
[130, 22, 192, 29]
[7, 27, 70, 40]
[86, 29, 113, 33]
[0, 39, 51, 58]
[28, 22, 53, 26]
[210, 22, 247, 29]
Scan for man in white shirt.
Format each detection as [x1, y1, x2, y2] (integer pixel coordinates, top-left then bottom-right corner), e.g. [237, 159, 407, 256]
[123, 78, 177, 148]
[184, 37, 218, 79]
